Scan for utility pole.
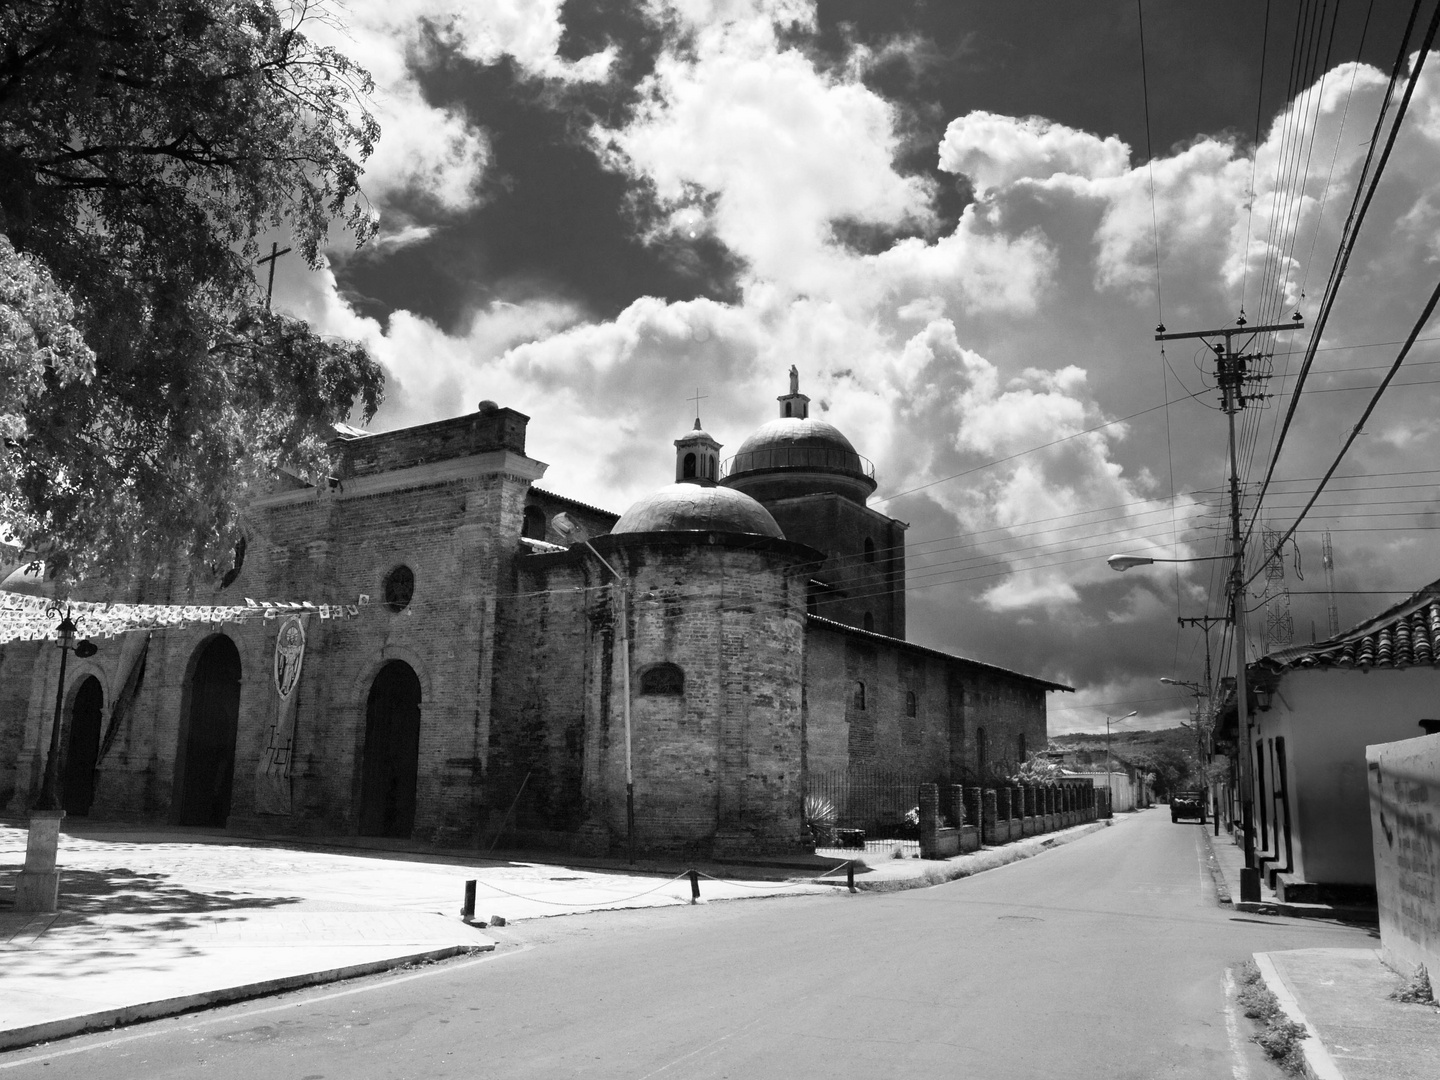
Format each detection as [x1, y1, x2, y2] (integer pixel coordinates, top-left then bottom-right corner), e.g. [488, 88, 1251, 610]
[1157, 316, 1303, 901]
[1178, 613, 1226, 836]
[257, 241, 292, 313]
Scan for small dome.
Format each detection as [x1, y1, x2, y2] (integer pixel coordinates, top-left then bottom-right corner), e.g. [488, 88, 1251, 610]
[728, 418, 868, 478]
[613, 483, 784, 538]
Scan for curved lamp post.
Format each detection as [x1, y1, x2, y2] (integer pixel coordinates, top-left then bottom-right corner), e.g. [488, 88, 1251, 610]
[18, 605, 97, 913]
[1110, 548, 1258, 897]
[1106, 709, 1137, 800]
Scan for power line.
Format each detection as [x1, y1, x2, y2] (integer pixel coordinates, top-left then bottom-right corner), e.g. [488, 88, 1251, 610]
[1245, 272, 1440, 588]
[1245, 0, 1436, 539]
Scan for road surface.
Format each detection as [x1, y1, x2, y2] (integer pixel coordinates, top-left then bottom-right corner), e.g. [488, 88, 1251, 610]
[1, 810, 1374, 1079]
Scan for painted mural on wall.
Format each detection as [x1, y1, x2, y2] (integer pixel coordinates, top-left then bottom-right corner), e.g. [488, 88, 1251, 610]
[256, 615, 307, 816]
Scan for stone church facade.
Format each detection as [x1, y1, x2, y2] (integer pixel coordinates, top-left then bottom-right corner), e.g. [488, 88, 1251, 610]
[1, 375, 1068, 856]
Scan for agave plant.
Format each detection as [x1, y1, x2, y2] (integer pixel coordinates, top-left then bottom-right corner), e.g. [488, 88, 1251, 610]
[804, 794, 837, 846]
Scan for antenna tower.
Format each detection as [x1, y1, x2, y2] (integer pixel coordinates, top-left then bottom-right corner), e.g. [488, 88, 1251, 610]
[1262, 523, 1293, 649]
[1322, 529, 1340, 638]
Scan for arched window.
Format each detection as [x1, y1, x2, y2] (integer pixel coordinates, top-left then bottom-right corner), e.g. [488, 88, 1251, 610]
[383, 565, 415, 612]
[682, 453, 697, 479]
[864, 538, 876, 563]
[862, 612, 874, 632]
[853, 681, 866, 710]
[640, 662, 684, 696]
[784, 402, 792, 417]
[1018, 733, 1028, 762]
[522, 505, 547, 540]
[905, 690, 917, 717]
[707, 455, 717, 480]
[976, 727, 987, 772]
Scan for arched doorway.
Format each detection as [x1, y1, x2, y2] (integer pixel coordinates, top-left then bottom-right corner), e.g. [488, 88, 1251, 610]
[175, 636, 242, 826]
[358, 660, 422, 837]
[62, 676, 103, 815]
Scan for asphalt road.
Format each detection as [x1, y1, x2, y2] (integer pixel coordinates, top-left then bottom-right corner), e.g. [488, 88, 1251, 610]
[2, 810, 1375, 1079]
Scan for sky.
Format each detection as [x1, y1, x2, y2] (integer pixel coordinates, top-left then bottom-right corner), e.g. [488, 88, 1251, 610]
[262, 0, 1440, 735]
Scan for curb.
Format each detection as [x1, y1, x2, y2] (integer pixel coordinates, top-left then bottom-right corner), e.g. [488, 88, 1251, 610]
[823, 820, 1109, 894]
[1253, 952, 1345, 1080]
[0, 942, 493, 1053]
[1199, 827, 1234, 906]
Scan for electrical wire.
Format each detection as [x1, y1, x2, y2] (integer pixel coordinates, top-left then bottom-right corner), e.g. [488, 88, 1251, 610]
[1244, 271, 1440, 588]
[1244, 0, 1435, 544]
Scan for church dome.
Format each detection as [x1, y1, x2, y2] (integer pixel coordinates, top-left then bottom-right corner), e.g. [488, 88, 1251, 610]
[612, 483, 784, 538]
[727, 417, 869, 478]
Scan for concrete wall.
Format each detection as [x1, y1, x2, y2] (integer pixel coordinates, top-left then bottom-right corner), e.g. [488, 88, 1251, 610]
[1255, 666, 1440, 886]
[1080, 770, 1138, 813]
[1367, 733, 1440, 977]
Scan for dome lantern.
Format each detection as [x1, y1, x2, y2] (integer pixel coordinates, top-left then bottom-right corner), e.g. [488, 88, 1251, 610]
[720, 369, 876, 504]
[674, 418, 721, 484]
[778, 364, 809, 420]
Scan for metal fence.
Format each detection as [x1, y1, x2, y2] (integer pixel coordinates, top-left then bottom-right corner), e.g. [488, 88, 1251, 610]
[808, 767, 924, 837]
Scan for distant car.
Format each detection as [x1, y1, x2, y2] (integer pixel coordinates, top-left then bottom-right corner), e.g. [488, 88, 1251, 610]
[1170, 790, 1206, 823]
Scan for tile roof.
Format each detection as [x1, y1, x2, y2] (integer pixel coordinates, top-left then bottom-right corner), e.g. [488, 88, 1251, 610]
[1260, 580, 1440, 671]
[806, 614, 1075, 692]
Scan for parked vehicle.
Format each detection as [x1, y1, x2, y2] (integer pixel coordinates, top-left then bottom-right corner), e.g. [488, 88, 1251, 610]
[1170, 790, 1206, 823]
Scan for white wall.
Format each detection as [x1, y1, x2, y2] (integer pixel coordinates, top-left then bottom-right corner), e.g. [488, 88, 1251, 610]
[1255, 666, 1440, 886]
[1368, 733, 1440, 977]
[1083, 770, 1138, 812]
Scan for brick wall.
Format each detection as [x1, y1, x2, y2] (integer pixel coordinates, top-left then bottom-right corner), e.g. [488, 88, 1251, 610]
[762, 493, 906, 637]
[804, 620, 1052, 786]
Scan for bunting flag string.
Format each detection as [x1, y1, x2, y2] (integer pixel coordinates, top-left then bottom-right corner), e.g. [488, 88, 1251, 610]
[0, 592, 369, 644]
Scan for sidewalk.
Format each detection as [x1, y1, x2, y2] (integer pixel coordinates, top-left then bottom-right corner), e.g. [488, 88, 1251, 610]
[1, 817, 1108, 1050]
[1202, 827, 1440, 1080]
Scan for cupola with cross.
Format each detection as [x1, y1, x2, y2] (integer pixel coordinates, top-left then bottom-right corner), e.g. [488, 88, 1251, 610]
[674, 418, 721, 484]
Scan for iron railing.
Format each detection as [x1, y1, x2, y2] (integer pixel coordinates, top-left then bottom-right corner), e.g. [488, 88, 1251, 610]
[808, 767, 923, 837]
[720, 446, 874, 480]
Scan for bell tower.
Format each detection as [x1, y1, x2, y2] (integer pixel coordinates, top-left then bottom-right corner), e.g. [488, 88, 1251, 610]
[674, 419, 721, 484]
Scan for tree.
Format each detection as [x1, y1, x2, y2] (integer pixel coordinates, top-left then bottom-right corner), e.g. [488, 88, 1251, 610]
[0, 0, 384, 582]
[1123, 744, 1194, 799]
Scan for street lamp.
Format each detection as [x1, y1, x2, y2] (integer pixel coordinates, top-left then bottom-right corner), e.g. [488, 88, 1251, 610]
[18, 605, 97, 914]
[1106, 710, 1137, 803]
[1162, 678, 1218, 837]
[1112, 548, 1258, 898]
[34, 607, 98, 811]
[1107, 553, 1229, 573]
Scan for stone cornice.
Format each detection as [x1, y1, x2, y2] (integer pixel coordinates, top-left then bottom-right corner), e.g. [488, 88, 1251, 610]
[252, 451, 548, 509]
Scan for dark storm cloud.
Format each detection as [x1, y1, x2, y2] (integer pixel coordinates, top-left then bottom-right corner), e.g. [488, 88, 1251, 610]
[794, 1, 1414, 162]
[333, 10, 746, 333]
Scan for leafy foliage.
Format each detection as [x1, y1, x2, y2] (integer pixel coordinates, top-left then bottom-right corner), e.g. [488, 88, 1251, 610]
[1010, 752, 1064, 784]
[0, 0, 384, 580]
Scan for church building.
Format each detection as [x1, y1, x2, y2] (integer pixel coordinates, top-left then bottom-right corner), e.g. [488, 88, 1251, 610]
[1, 372, 1069, 857]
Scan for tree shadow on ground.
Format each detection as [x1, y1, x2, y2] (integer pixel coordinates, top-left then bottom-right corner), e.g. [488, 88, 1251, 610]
[0, 866, 303, 917]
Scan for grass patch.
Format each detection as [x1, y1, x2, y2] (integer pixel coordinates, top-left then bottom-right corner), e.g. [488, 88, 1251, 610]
[1392, 964, 1435, 1005]
[1236, 960, 1309, 1075]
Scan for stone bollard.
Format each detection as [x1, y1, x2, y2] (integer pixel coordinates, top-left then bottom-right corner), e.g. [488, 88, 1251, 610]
[918, 783, 941, 859]
[996, 787, 1012, 842]
[16, 810, 65, 913]
[982, 788, 998, 845]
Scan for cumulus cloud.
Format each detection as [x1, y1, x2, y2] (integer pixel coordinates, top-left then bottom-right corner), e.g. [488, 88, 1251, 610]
[939, 112, 1131, 192]
[601, 11, 933, 292]
[303, 0, 617, 215]
[275, 6, 1440, 730]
